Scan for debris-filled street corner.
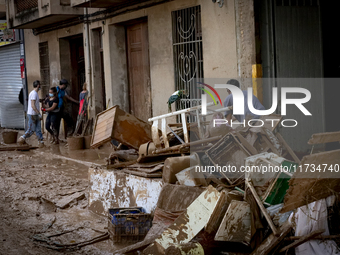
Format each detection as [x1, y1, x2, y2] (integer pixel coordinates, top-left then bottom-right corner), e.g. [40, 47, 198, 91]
[1, 0, 340, 254]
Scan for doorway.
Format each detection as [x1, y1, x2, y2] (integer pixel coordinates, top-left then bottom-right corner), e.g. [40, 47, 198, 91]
[92, 28, 106, 113]
[126, 19, 152, 122]
[59, 35, 85, 122]
[256, 0, 340, 152]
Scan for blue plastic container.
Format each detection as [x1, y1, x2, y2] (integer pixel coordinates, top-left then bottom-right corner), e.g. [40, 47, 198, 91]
[108, 207, 152, 243]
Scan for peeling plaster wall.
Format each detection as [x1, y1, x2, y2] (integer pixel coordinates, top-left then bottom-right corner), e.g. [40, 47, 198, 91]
[24, 0, 242, 118]
[88, 167, 163, 216]
[91, 0, 238, 117]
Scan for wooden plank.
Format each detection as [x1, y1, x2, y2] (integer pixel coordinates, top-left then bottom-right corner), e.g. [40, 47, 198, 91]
[106, 160, 137, 169]
[281, 149, 340, 213]
[126, 164, 163, 173]
[128, 161, 164, 168]
[0, 144, 31, 151]
[235, 131, 258, 155]
[55, 192, 85, 209]
[205, 190, 243, 234]
[150, 186, 220, 251]
[123, 169, 162, 178]
[251, 222, 292, 255]
[246, 180, 279, 236]
[214, 201, 252, 243]
[276, 132, 301, 164]
[308, 131, 340, 145]
[279, 229, 325, 253]
[137, 153, 183, 163]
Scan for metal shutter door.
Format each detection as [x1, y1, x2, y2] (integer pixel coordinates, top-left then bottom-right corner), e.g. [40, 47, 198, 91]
[0, 43, 25, 129]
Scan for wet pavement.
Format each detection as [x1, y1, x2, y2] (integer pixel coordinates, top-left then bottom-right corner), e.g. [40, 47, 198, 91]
[0, 129, 130, 255]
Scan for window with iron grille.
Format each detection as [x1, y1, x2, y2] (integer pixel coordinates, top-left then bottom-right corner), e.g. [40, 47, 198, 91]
[172, 6, 204, 111]
[39, 42, 50, 97]
[15, 0, 38, 13]
[276, 0, 319, 6]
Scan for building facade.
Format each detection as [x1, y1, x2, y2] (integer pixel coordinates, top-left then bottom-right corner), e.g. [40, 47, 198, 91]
[6, 0, 339, 152]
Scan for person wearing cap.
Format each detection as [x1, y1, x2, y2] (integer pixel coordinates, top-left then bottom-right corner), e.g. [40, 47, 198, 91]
[18, 80, 44, 146]
[56, 79, 79, 136]
[224, 79, 265, 124]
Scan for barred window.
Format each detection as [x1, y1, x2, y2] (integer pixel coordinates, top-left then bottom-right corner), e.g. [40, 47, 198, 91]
[39, 42, 50, 97]
[172, 6, 204, 112]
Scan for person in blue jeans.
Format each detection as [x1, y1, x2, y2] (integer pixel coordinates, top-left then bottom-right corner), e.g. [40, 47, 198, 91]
[18, 80, 44, 146]
[43, 87, 60, 144]
[56, 79, 79, 137]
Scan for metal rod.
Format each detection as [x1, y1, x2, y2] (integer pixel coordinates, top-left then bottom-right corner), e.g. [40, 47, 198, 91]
[148, 102, 215, 122]
[168, 125, 185, 144]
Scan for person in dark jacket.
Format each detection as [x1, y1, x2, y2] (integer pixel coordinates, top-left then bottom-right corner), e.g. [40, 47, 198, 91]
[43, 87, 60, 144]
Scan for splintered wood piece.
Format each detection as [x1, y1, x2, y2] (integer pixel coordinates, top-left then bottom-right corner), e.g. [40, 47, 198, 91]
[261, 133, 280, 155]
[281, 149, 340, 213]
[246, 180, 279, 236]
[279, 229, 325, 253]
[276, 132, 301, 164]
[308, 131, 340, 145]
[251, 222, 292, 255]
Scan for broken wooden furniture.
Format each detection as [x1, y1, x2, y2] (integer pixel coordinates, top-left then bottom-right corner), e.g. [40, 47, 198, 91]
[308, 130, 340, 154]
[148, 102, 215, 150]
[143, 186, 221, 253]
[214, 200, 253, 244]
[91, 105, 153, 150]
[148, 102, 232, 150]
[205, 132, 251, 184]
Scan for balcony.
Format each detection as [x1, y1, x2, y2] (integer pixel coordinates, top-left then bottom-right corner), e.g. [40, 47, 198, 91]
[71, 0, 165, 9]
[6, 0, 84, 29]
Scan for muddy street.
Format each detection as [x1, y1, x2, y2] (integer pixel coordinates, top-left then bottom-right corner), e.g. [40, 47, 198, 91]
[0, 147, 116, 255]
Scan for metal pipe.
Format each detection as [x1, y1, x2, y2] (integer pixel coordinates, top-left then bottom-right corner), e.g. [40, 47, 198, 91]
[148, 102, 215, 122]
[84, 8, 93, 109]
[205, 106, 232, 115]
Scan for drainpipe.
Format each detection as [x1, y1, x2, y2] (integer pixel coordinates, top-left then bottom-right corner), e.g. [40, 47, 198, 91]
[84, 8, 93, 113]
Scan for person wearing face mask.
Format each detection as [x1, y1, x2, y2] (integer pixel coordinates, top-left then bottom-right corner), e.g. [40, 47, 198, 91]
[42, 87, 60, 144]
[18, 80, 44, 146]
[56, 79, 79, 137]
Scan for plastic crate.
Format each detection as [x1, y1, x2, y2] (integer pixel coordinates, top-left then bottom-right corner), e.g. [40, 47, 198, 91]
[108, 207, 152, 243]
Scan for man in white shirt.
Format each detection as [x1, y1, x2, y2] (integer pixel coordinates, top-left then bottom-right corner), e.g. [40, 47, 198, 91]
[18, 80, 44, 145]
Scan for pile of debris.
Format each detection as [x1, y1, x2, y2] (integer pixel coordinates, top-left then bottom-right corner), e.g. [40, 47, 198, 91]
[91, 105, 340, 255]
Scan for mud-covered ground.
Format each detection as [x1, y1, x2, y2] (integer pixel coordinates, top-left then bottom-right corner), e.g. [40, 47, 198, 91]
[0, 129, 122, 255]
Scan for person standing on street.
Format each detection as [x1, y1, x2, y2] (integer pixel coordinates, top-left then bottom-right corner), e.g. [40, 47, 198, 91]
[18, 80, 44, 146]
[56, 79, 79, 136]
[42, 87, 60, 144]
